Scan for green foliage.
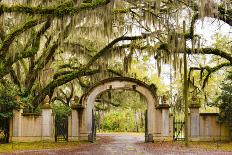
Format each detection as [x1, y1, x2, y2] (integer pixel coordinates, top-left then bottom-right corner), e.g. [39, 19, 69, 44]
[80, 0, 108, 9]
[112, 8, 129, 14]
[0, 80, 19, 119]
[54, 1, 75, 17]
[216, 72, 232, 129]
[99, 109, 144, 132]
[97, 90, 146, 132]
[52, 102, 71, 121]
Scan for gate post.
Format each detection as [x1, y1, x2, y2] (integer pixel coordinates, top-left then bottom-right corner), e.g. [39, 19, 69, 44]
[69, 105, 79, 141]
[189, 96, 200, 141]
[41, 96, 54, 141]
[12, 108, 23, 141]
[155, 96, 171, 141]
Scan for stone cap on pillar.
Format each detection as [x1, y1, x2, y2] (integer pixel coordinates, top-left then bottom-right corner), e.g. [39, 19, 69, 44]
[189, 103, 201, 109]
[156, 104, 170, 109]
[71, 104, 84, 110]
[41, 95, 52, 109]
[189, 95, 200, 109]
[14, 95, 24, 110]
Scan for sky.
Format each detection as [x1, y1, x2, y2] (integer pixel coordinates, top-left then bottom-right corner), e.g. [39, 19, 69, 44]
[150, 17, 232, 86]
[195, 17, 232, 46]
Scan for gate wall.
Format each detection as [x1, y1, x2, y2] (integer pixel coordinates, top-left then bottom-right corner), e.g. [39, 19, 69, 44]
[189, 103, 230, 141]
[173, 99, 231, 141]
[10, 105, 54, 142]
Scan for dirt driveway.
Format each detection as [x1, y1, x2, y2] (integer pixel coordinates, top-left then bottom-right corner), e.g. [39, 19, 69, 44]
[4, 133, 232, 155]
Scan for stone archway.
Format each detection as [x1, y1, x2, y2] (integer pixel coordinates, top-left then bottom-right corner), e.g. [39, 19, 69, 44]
[79, 77, 160, 142]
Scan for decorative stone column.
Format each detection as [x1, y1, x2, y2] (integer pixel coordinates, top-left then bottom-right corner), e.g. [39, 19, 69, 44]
[11, 95, 23, 141]
[69, 104, 80, 141]
[41, 95, 53, 141]
[189, 96, 200, 141]
[155, 95, 171, 141]
[12, 108, 23, 141]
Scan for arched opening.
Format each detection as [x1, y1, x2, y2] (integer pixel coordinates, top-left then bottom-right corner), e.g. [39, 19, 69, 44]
[79, 77, 158, 142]
[94, 89, 147, 141]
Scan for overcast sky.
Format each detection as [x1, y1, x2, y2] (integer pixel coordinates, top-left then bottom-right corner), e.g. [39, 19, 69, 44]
[151, 17, 232, 86]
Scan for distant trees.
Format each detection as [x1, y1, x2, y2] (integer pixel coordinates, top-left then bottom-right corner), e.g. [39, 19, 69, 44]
[216, 72, 232, 138]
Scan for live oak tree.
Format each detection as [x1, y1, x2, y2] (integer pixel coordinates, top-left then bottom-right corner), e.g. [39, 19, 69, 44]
[0, 0, 231, 114]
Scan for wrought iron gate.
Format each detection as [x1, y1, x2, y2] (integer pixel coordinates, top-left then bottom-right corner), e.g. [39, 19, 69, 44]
[173, 117, 185, 141]
[145, 110, 148, 142]
[55, 115, 68, 142]
[89, 109, 96, 142]
[0, 118, 9, 143]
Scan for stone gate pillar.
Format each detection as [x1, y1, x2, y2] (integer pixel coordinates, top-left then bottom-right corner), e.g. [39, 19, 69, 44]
[155, 96, 171, 141]
[41, 96, 54, 141]
[12, 108, 23, 141]
[189, 96, 200, 141]
[69, 104, 79, 141]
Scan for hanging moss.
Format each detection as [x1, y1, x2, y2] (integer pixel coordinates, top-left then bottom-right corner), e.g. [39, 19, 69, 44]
[32, 68, 101, 107]
[112, 8, 129, 14]
[79, 0, 110, 9]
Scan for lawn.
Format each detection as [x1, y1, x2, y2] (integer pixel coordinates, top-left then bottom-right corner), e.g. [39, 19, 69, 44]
[0, 141, 84, 153]
[189, 141, 232, 151]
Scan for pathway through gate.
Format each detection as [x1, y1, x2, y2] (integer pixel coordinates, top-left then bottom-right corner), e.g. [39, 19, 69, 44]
[173, 116, 185, 141]
[55, 116, 68, 142]
[7, 133, 232, 155]
[80, 77, 159, 142]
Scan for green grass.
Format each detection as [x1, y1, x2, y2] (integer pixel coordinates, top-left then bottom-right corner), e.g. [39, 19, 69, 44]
[0, 141, 85, 153]
[173, 141, 232, 151]
[189, 141, 232, 151]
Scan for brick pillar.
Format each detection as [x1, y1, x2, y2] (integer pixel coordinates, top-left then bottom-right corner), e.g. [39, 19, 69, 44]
[189, 96, 200, 141]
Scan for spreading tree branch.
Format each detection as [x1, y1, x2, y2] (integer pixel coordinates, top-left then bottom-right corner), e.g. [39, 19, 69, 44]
[0, 0, 111, 16]
[189, 62, 231, 89]
[0, 18, 47, 57]
[86, 34, 151, 67]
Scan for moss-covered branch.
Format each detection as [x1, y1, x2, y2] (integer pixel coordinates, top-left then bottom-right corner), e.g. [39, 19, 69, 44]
[0, 18, 47, 57]
[25, 42, 58, 90]
[9, 67, 21, 89]
[157, 43, 232, 63]
[86, 34, 150, 67]
[186, 48, 232, 63]
[7, 20, 51, 65]
[25, 19, 72, 91]
[32, 68, 100, 108]
[0, 21, 51, 86]
[189, 62, 231, 89]
[0, 0, 111, 16]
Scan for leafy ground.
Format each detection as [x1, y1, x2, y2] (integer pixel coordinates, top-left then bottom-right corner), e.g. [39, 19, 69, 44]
[0, 141, 85, 153]
[0, 133, 232, 154]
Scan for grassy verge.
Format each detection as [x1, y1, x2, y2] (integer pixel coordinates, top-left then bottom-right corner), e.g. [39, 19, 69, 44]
[0, 141, 85, 153]
[189, 141, 232, 151]
[171, 141, 232, 151]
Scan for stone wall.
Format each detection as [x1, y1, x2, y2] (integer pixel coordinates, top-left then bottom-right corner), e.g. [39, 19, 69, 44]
[199, 113, 230, 141]
[9, 107, 54, 142]
[189, 103, 230, 141]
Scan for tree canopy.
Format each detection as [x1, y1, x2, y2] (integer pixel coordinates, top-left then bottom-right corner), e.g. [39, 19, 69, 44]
[0, 0, 231, 115]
